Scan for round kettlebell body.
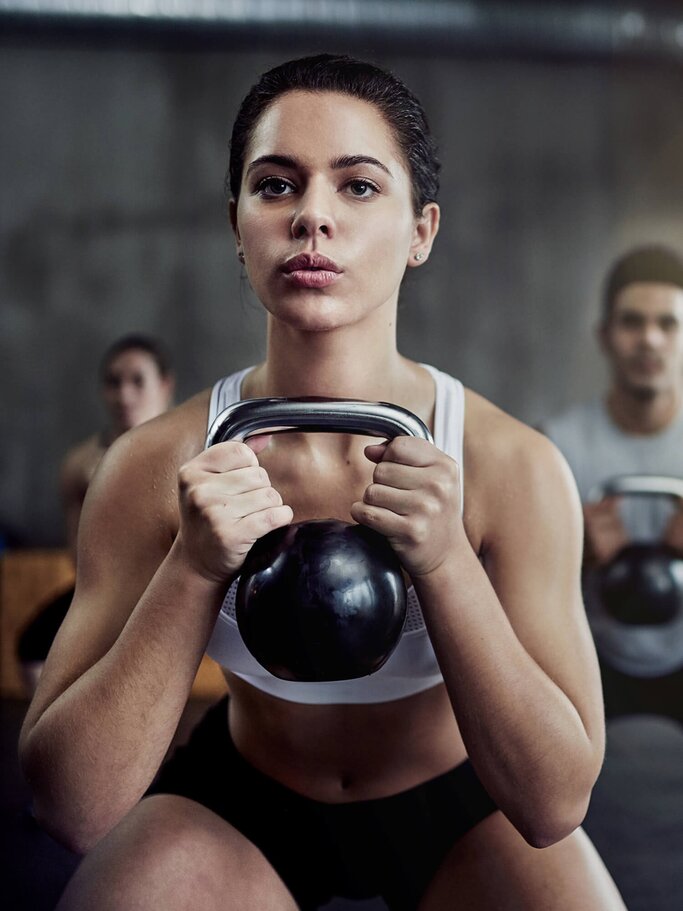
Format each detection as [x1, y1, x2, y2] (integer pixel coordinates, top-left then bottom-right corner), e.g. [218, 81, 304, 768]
[206, 397, 434, 683]
[599, 543, 683, 626]
[236, 519, 408, 681]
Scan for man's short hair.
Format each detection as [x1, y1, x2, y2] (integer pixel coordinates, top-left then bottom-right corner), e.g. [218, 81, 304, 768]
[602, 245, 683, 321]
[100, 334, 173, 380]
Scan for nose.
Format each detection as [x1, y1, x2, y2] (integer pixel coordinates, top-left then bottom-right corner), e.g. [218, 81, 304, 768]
[640, 322, 666, 349]
[290, 181, 335, 240]
[118, 381, 139, 406]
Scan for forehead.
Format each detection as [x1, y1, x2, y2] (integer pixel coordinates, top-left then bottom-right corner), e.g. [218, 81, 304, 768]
[105, 349, 159, 375]
[612, 282, 683, 318]
[246, 90, 406, 171]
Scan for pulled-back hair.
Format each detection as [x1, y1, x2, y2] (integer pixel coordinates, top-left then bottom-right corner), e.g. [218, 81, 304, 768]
[603, 245, 683, 321]
[100, 334, 173, 379]
[227, 54, 440, 216]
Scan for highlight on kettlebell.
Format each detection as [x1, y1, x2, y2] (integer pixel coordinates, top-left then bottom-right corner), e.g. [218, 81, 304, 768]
[206, 397, 433, 681]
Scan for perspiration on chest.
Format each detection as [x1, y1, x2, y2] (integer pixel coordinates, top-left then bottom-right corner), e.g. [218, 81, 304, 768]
[259, 434, 376, 524]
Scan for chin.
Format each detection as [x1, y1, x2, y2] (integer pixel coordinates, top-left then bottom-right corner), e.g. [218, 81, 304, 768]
[274, 303, 361, 334]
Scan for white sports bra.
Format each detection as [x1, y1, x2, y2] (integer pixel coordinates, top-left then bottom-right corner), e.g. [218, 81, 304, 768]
[205, 364, 465, 704]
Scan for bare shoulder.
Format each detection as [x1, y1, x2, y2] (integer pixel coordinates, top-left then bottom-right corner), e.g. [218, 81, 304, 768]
[80, 389, 211, 549]
[462, 388, 581, 548]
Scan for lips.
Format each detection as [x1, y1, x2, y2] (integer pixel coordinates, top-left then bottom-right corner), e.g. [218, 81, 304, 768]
[281, 252, 342, 289]
[282, 253, 341, 274]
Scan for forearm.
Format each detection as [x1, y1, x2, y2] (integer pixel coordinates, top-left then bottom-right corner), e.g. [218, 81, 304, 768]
[20, 540, 225, 852]
[415, 541, 602, 847]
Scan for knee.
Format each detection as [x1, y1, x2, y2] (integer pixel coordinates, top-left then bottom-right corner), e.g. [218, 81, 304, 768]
[56, 795, 247, 911]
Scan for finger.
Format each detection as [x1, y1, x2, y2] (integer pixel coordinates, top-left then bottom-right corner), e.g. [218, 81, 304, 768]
[180, 465, 272, 508]
[362, 482, 418, 516]
[245, 433, 273, 456]
[237, 504, 294, 541]
[371, 460, 424, 491]
[366, 436, 439, 468]
[363, 443, 389, 464]
[350, 500, 408, 537]
[193, 441, 260, 473]
[231, 485, 286, 518]
[197, 464, 272, 494]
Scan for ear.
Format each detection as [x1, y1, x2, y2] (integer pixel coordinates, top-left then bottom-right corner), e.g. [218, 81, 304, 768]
[407, 202, 440, 268]
[163, 374, 176, 406]
[229, 198, 242, 257]
[596, 319, 610, 355]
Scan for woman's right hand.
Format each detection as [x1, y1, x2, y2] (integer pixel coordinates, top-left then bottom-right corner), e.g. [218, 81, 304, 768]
[176, 436, 293, 584]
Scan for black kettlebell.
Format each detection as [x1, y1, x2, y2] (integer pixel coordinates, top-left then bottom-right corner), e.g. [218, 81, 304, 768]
[206, 397, 434, 681]
[590, 476, 683, 627]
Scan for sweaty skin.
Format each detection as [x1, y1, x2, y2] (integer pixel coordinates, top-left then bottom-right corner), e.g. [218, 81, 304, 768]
[20, 87, 625, 911]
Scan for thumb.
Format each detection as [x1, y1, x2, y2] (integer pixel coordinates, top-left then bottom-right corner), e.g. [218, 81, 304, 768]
[364, 442, 389, 464]
[245, 434, 273, 456]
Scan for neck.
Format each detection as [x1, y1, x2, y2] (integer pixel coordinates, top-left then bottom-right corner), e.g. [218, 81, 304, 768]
[606, 385, 682, 435]
[247, 316, 407, 402]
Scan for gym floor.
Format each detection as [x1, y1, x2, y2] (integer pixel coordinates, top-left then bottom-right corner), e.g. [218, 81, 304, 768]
[2, 698, 682, 911]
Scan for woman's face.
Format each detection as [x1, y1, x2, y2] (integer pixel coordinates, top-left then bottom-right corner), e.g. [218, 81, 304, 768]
[232, 90, 437, 333]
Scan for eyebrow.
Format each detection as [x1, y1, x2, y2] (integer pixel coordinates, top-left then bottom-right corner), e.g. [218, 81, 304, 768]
[246, 154, 393, 178]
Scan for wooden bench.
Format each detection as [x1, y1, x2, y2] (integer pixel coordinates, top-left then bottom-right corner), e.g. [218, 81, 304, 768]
[0, 549, 227, 700]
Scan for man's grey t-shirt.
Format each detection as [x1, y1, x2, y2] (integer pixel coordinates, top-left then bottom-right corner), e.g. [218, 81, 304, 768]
[542, 398, 683, 677]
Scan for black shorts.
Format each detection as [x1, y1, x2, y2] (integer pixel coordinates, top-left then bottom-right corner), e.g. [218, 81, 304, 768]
[149, 697, 497, 910]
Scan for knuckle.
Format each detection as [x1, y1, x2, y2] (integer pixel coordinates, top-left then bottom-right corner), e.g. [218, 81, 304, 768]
[265, 508, 284, 530]
[373, 462, 389, 484]
[265, 486, 282, 506]
[388, 436, 411, 459]
[177, 464, 194, 490]
[410, 517, 429, 544]
[364, 483, 381, 505]
[183, 482, 206, 511]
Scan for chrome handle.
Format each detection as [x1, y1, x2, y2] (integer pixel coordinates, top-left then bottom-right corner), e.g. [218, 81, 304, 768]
[206, 397, 434, 447]
[587, 474, 683, 503]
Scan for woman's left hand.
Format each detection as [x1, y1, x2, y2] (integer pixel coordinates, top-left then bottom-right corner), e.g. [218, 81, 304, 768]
[350, 438, 464, 578]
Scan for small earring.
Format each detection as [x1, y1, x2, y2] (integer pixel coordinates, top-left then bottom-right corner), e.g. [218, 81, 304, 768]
[238, 251, 245, 264]
[414, 252, 424, 261]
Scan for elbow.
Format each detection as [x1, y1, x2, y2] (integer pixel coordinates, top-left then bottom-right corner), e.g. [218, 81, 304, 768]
[32, 800, 90, 856]
[20, 737, 113, 856]
[32, 795, 114, 856]
[517, 792, 590, 849]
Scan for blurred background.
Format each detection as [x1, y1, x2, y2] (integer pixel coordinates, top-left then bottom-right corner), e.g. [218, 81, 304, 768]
[1, 4, 682, 910]
[1, 0, 682, 549]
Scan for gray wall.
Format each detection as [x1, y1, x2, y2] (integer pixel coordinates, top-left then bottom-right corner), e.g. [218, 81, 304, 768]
[1, 32, 682, 546]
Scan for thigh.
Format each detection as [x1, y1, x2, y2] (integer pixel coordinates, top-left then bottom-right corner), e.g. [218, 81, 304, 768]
[56, 794, 298, 911]
[418, 812, 627, 911]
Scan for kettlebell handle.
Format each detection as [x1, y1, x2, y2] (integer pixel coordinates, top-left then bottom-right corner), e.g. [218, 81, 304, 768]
[206, 397, 434, 447]
[587, 474, 683, 503]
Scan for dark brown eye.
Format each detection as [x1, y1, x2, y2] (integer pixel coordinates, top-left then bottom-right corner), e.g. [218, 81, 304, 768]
[347, 179, 379, 198]
[257, 177, 294, 197]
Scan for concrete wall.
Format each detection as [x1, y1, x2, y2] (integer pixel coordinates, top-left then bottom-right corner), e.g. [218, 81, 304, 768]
[1, 31, 682, 546]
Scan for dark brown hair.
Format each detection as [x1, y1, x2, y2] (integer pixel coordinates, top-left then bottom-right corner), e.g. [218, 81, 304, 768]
[227, 54, 440, 216]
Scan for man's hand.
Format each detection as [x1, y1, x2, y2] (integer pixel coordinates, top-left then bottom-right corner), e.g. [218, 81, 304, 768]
[662, 499, 683, 555]
[583, 497, 629, 567]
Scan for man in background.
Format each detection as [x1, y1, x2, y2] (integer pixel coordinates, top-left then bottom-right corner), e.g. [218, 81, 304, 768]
[17, 334, 175, 693]
[542, 245, 683, 722]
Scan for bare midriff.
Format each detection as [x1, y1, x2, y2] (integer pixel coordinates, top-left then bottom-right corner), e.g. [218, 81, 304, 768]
[226, 673, 468, 803]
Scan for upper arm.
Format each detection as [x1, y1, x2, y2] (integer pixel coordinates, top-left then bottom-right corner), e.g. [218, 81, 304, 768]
[59, 448, 90, 556]
[473, 422, 603, 745]
[26, 424, 182, 725]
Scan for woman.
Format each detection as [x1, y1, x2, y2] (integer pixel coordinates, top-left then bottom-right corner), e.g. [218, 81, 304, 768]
[20, 55, 625, 910]
[17, 333, 175, 696]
